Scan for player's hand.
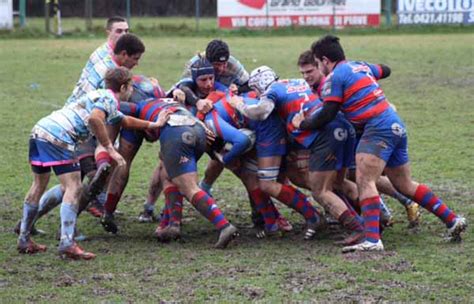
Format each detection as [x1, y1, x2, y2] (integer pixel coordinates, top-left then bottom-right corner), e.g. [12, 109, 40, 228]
[196, 99, 213, 114]
[172, 89, 186, 103]
[229, 83, 239, 95]
[292, 112, 305, 129]
[109, 149, 126, 168]
[204, 127, 216, 145]
[228, 95, 243, 108]
[150, 109, 172, 128]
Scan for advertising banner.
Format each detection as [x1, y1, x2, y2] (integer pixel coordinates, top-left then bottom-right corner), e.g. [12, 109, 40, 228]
[217, 0, 381, 29]
[398, 0, 474, 24]
[0, 0, 13, 29]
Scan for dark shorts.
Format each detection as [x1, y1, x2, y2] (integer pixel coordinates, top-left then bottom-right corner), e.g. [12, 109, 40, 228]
[159, 124, 207, 179]
[120, 128, 145, 147]
[356, 108, 409, 168]
[308, 117, 356, 172]
[253, 114, 287, 158]
[29, 138, 80, 176]
[75, 137, 96, 160]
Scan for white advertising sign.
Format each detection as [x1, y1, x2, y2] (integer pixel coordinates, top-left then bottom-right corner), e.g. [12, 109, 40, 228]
[0, 0, 13, 29]
[398, 0, 474, 24]
[217, 0, 381, 29]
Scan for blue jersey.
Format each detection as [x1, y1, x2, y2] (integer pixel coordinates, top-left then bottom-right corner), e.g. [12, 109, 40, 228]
[121, 99, 195, 142]
[320, 60, 389, 126]
[33, 89, 123, 150]
[263, 79, 319, 148]
[66, 53, 119, 105]
[182, 54, 249, 87]
[204, 92, 251, 164]
[85, 42, 113, 73]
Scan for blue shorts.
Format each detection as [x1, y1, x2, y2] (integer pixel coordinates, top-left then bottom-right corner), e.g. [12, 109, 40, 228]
[29, 138, 80, 175]
[75, 137, 96, 160]
[253, 114, 287, 158]
[356, 108, 409, 168]
[308, 116, 356, 172]
[159, 124, 207, 179]
[120, 128, 145, 147]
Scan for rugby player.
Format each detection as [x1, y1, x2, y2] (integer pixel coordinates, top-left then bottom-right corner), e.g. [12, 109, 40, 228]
[17, 67, 169, 259]
[306, 35, 467, 252]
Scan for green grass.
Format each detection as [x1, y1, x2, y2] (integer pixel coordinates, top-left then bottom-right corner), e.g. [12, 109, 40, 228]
[0, 33, 473, 302]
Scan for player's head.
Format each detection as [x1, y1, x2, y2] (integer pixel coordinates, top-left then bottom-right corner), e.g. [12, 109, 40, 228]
[248, 66, 278, 96]
[191, 56, 215, 96]
[129, 75, 164, 103]
[105, 67, 133, 101]
[114, 34, 145, 69]
[205, 39, 230, 75]
[297, 50, 323, 87]
[310, 35, 345, 76]
[106, 16, 129, 45]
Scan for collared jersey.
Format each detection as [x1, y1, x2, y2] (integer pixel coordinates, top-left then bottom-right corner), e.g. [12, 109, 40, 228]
[34, 89, 123, 150]
[320, 60, 389, 125]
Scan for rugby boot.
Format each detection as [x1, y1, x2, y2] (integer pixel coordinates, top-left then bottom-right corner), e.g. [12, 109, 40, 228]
[100, 213, 118, 234]
[155, 224, 181, 242]
[276, 215, 293, 232]
[256, 224, 282, 239]
[406, 202, 421, 228]
[59, 242, 96, 260]
[138, 209, 157, 223]
[215, 224, 238, 249]
[446, 217, 467, 242]
[334, 231, 365, 246]
[342, 240, 384, 253]
[17, 238, 47, 254]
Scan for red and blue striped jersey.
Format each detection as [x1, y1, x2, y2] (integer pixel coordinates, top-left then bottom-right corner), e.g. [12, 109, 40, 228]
[263, 79, 319, 148]
[320, 61, 389, 126]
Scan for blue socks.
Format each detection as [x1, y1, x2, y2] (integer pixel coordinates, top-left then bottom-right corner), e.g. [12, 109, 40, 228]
[19, 202, 38, 242]
[59, 203, 78, 249]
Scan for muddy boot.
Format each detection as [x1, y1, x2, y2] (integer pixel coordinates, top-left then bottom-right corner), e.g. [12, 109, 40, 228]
[101, 213, 118, 234]
[59, 242, 95, 260]
[17, 238, 47, 254]
[215, 224, 238, 249]
[155, 224, 181, 242]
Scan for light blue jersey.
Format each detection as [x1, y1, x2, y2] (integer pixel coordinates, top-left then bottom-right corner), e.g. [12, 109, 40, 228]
[65, 52, 118, 106]
[34, 89, 123, 150]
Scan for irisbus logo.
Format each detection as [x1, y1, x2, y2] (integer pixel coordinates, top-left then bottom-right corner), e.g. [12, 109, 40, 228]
[238, 0, 266, 9]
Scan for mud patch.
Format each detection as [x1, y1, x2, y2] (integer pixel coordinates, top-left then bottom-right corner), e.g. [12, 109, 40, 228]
[54, 274, 76, 287]
[343, 250, 397, 262]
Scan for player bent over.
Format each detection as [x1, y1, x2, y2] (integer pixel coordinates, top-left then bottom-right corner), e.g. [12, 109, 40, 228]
[17, 67, 169, 259]
[120, 99, 239, 248]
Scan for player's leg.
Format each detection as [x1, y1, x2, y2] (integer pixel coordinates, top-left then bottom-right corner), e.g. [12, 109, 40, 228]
[199, 158, 224, 196]
[56, 166, 95, 260]
[161, 124, 238, 248]
[385, 163, 467, 241]
[138, 161, 164, 223]
[258, 156, 322, 240]
[17, 168, 50, 254]
[101, 134, 141, 233]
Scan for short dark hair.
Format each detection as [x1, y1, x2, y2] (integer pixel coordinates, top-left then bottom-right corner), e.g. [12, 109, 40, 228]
[297, 50, 316, 66]
[105, 67, 132, 92]
[114, 34, 145, 56]
[311, 35, 345, 62]
[205, 39, 230, 63]
[106, 16, 127, 30]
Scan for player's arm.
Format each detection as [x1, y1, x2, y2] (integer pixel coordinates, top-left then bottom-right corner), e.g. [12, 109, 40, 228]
[89, 108, 114, 148]
[178, 83, 200, 106]
[121, 110, 171, 130]
[299, 102, 341, 130]
[230, 95, 274, 121]
[205, 113, 251, 165]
